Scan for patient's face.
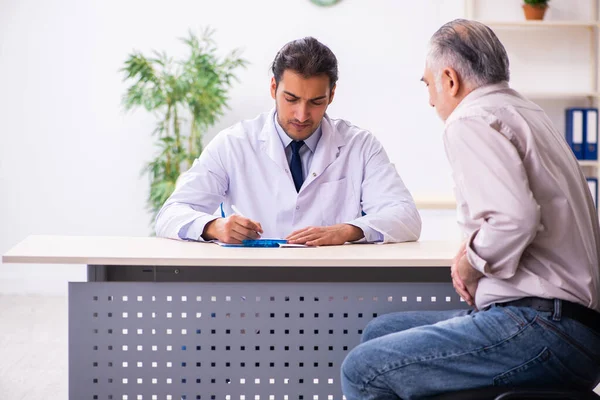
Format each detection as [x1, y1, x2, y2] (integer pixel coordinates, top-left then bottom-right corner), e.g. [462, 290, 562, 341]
[422, 66, 454, 122]
[271, 70, 335, 141]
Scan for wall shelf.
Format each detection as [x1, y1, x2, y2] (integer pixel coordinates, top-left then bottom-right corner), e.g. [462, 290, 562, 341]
[579, 160, 600, 167]
[478, 20, 599, 28]
[415, 197, 456, 210]
[520, 92, 600, 99]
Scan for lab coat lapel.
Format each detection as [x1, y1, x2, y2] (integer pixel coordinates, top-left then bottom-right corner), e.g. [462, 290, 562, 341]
[258, 109, 288, 172]
[301, 115, 344, 191]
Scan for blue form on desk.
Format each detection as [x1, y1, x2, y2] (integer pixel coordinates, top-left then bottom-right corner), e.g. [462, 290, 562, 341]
[214, 239, 288, 247]
[242, 239, 288, 247]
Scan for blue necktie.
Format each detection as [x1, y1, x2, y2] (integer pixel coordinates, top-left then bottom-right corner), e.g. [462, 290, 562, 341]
[290, 140, 305, 192]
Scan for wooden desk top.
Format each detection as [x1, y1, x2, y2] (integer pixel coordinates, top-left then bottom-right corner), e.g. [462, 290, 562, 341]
[2, 235, 461, 267]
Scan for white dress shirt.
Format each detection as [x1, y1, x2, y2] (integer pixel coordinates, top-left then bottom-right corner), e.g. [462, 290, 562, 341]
[444, 82, 600, 312]
[155, 109, 421, 243]
[274, 113, 322, 182]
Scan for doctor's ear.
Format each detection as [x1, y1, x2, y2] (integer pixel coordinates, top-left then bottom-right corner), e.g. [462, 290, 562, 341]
[270, 77, 277, 99]
[328, 84, 336, 104]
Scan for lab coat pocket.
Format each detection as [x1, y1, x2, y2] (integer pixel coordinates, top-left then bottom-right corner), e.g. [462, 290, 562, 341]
[318, 178, 360, 226]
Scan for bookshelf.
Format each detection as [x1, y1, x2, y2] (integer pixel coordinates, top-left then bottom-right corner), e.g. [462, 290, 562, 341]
[464, 0, 600, 198]
[419, 1, 599, 209]
[464, 0, 599, 105]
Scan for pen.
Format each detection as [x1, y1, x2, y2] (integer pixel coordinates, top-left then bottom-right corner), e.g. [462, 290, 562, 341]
[231, 204, 262, 238]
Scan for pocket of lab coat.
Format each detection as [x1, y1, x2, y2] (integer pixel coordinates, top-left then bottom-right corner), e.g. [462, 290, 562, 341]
[318, 178, 360, 226]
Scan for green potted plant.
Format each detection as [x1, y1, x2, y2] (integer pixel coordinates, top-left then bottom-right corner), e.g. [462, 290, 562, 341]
[523, 0, 549, 20]
[121, 28, 247, 226]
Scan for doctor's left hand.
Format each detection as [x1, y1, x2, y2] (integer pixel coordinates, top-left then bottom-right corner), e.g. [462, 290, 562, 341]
[286, 224, 364, 246]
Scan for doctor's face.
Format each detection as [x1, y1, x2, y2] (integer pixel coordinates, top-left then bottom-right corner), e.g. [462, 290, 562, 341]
[271, 70, 335, 141]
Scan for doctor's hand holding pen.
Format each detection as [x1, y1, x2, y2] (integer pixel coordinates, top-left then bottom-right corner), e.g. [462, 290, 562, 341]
[201, 205, 263, 244]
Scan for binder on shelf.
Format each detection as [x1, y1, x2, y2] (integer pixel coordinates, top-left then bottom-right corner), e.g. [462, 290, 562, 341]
[584, 108, 598, 161]
[566, 108, 585, 159]
[587, 178, 598, 209]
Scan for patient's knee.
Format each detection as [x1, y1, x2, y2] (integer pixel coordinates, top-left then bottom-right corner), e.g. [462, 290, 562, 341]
[361, 313, 404, 343]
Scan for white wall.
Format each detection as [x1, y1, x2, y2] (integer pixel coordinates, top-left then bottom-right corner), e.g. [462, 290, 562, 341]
[0, 0, 593, 294]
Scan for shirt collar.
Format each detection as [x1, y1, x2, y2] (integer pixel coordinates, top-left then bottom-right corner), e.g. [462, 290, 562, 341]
[274, 112, 322, 153]
[447, 81, 511, 124]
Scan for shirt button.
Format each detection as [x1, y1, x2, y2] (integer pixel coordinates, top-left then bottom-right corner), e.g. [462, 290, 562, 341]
[285, 169, 289, 173]
[296, 206, 300, 210]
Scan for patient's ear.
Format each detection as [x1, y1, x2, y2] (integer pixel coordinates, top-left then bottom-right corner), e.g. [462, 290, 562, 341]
[444, 68, 460, 97]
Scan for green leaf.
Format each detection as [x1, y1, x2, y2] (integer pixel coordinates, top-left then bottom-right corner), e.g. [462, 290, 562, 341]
[121, 27, 248, 230]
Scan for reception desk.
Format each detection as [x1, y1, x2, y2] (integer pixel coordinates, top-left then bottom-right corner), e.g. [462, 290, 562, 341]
[3, 235, 467, 400]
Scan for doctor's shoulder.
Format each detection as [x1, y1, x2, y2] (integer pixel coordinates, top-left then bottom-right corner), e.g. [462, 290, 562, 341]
[207, 112, 269, 148]
[200, 112, 269, 165]
[327, 116, 384, 154]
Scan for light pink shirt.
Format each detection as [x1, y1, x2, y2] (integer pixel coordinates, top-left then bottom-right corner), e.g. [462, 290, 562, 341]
[444, 82, 600, 312]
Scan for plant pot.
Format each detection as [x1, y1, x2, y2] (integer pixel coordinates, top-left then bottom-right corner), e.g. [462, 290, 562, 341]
[522, 4, 548, 20]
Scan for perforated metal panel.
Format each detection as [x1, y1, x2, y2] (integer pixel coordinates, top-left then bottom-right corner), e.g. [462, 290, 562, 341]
[70, 282, 466, 400]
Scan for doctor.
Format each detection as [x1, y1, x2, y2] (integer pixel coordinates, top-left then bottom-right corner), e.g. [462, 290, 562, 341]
[155, 37, 421, 245]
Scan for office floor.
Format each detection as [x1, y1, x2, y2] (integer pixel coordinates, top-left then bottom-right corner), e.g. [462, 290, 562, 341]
[0, 295, 67, 400]
[0, 295, 599, 400]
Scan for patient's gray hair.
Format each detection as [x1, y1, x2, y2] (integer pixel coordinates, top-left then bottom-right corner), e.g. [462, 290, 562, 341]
[427, 19, 510, 90]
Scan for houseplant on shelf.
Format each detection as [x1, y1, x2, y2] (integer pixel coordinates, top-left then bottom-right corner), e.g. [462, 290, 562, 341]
[523, 0, 549, 20]
[121, 28, 247, 227]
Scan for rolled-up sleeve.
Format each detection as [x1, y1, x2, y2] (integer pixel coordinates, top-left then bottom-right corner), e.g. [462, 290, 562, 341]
[444, 117, 541, 279]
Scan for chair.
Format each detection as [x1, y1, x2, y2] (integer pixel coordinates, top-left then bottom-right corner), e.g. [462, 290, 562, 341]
[426, 387, 600, 400]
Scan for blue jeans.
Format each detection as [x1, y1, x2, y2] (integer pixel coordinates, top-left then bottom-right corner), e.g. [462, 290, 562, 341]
[340, 305, 600, 400]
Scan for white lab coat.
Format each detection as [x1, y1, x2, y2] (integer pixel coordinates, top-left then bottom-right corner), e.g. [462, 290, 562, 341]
[155, 109, 421, 243]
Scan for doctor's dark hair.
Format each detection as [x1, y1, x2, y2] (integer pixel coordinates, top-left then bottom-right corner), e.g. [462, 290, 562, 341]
[427, 19, 510, 89]
[271, 37, 338, 90]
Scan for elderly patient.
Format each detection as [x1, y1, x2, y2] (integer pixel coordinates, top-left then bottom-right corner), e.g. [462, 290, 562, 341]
[341, 19, 600, 400]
